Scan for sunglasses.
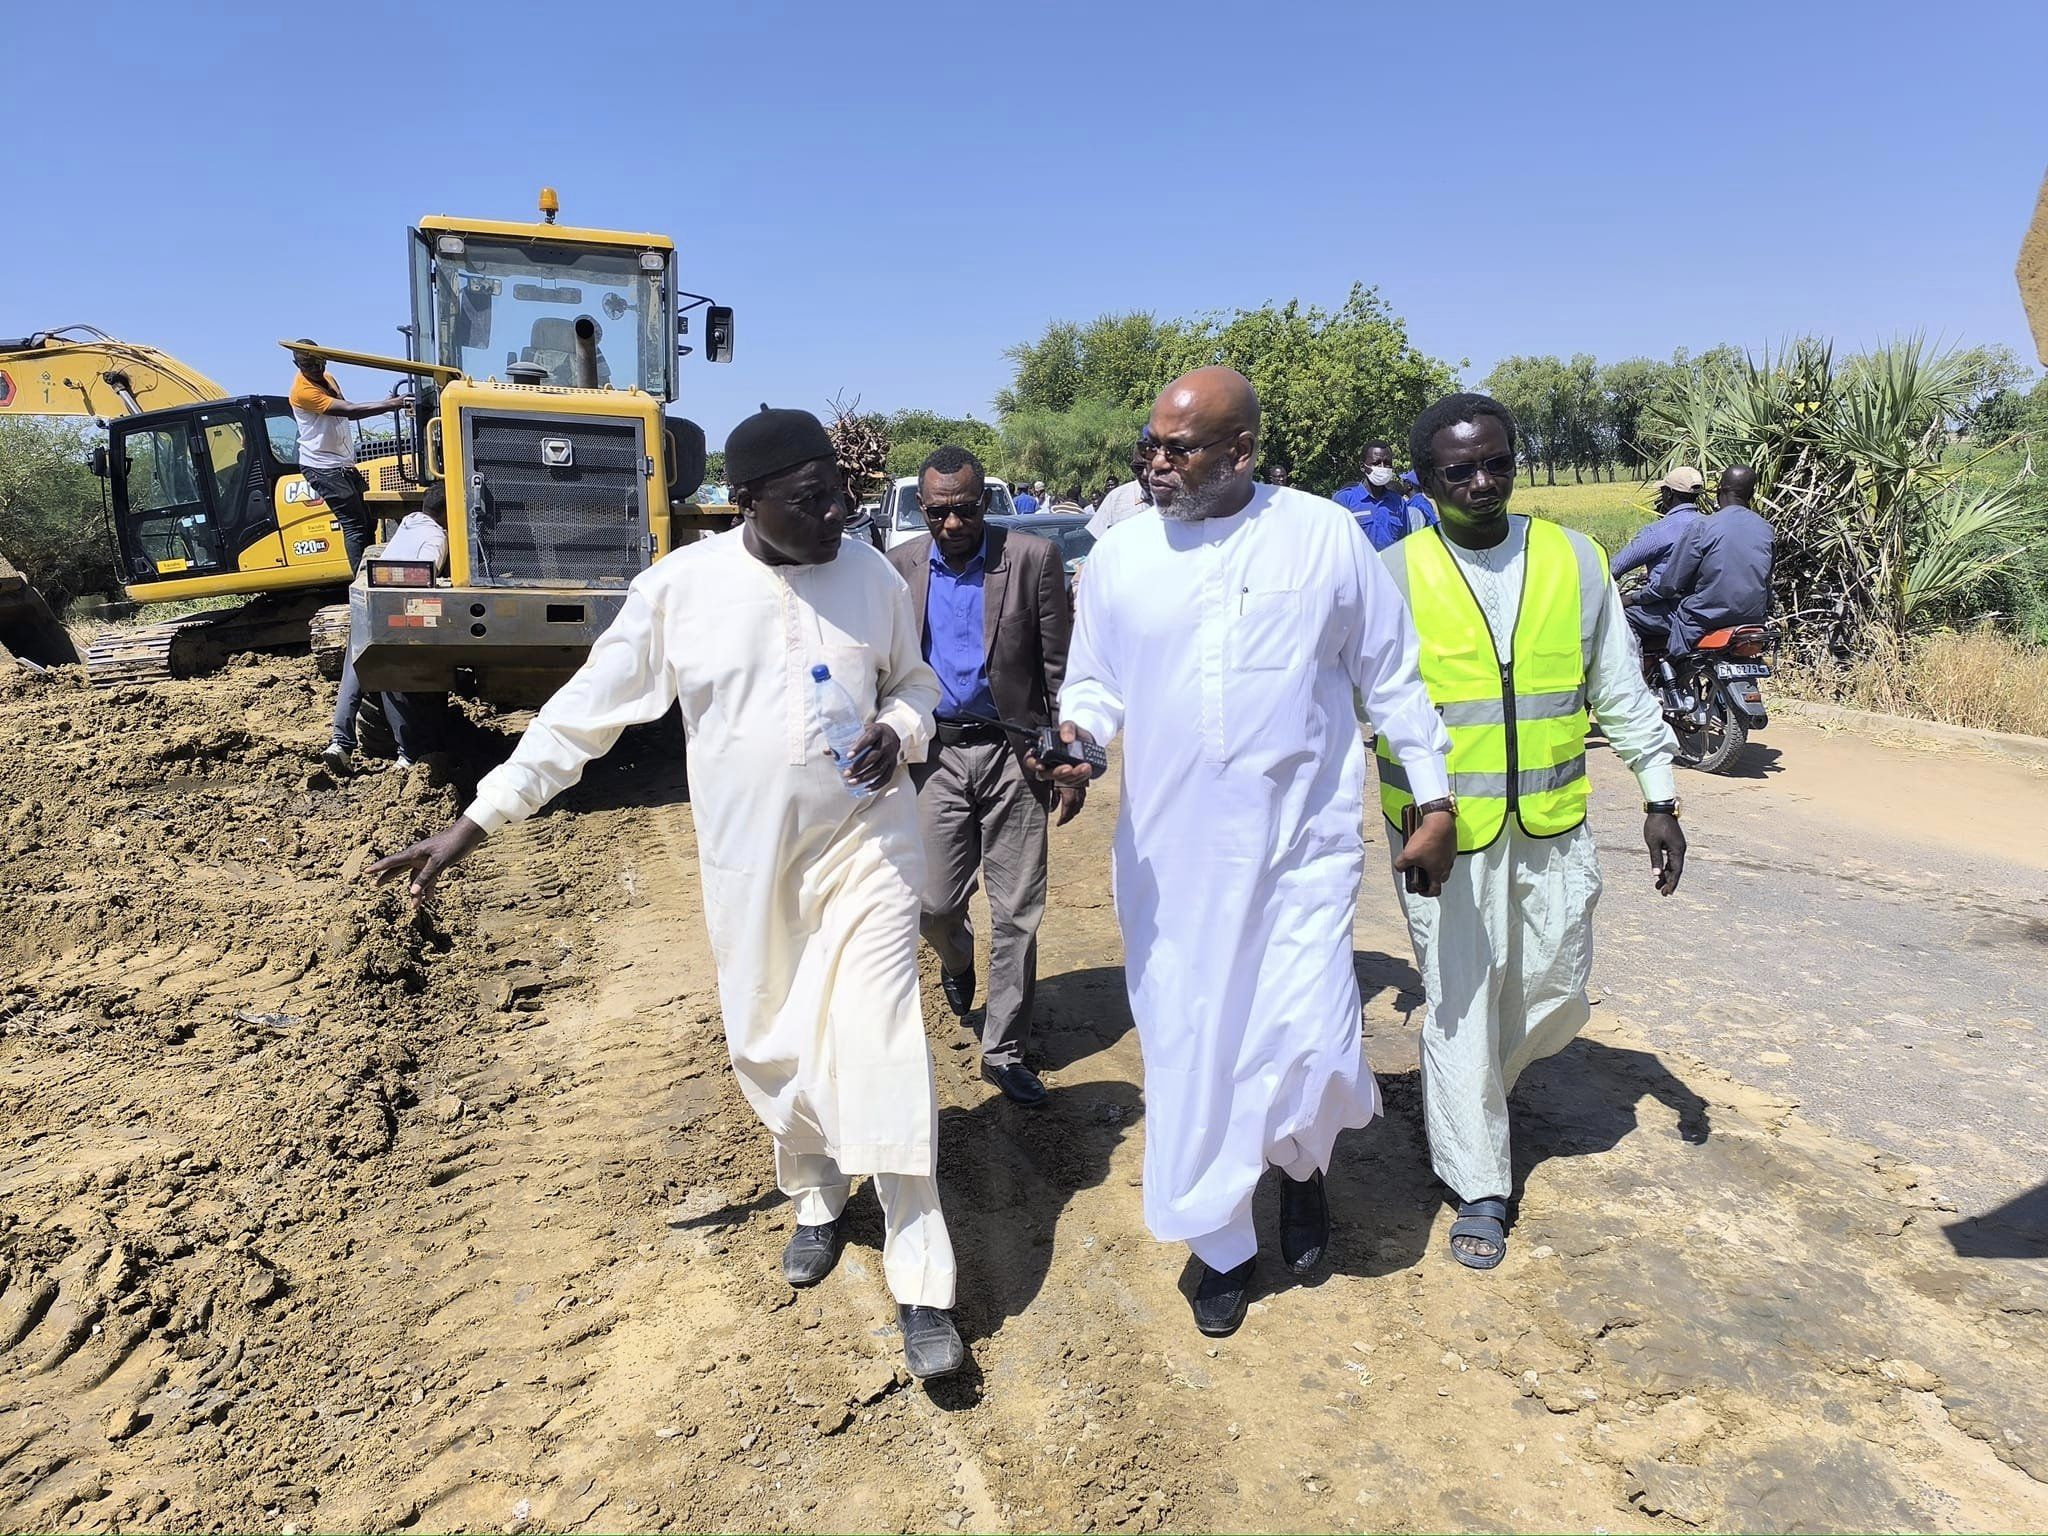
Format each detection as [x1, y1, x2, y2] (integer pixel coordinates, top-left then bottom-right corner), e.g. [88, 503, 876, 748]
[1145, 435, 1234, 466]
[1436, 453, 1517, 485]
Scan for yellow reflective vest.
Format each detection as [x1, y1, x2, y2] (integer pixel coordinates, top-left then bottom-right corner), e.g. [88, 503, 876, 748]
[1377, 517, 1598, 853]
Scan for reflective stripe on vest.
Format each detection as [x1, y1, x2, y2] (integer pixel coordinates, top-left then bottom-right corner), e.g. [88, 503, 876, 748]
[1377, 518, 1591, 852]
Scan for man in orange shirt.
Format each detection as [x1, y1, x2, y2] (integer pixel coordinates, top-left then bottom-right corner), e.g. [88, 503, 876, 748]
[288, 341, 404, 571]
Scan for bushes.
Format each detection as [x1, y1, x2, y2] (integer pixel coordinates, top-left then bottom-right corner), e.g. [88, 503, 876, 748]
[0, 419, 115, 609]
[1777, 625, 2048, 739]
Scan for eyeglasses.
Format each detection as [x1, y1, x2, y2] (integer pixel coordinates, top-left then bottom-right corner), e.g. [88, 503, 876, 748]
[1146, 435, 1234, 466]
[1435, 453, 1517, 485]
[920, 494, 986, 518]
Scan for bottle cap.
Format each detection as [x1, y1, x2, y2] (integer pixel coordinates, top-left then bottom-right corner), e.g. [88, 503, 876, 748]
[810, 664, 830, 681]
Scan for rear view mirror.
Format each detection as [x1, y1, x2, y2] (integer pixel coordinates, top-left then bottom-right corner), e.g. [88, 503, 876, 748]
[455, 281, 495, 351]
[705, 306, 734, 364]
[89, 444, 109, 478]
[513, 283, 584, 305]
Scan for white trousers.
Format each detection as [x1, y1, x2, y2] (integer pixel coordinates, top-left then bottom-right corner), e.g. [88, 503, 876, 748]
[1184, 1136, 1326, 1273]
[774, 1141, 957, 1308]
[1392, 822, 1602, 1202]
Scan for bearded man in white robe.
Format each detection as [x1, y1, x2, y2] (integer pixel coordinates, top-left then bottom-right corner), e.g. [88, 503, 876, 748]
[368, 408, 966, 1379]
[1042, 368, 1457, 1337]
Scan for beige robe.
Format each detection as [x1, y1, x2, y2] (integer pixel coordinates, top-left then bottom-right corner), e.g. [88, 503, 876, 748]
[465, 529, 942, 1174]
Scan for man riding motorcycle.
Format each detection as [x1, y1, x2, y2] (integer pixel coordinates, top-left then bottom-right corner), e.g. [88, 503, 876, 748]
[1611, 466, 1707, 652]
[1636, 466, 1776, 652]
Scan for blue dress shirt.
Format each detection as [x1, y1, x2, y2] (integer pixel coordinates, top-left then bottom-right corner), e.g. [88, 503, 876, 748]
[925, 537, 996, 721]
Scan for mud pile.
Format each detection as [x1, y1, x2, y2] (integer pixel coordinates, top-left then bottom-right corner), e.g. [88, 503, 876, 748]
[0, 657, 493, 1528]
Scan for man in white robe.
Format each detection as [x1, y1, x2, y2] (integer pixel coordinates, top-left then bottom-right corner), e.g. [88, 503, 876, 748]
[367, 408, 966, 1378]
[1387, 393, 1685, 1272]
[1043, 368, 1456, 1337]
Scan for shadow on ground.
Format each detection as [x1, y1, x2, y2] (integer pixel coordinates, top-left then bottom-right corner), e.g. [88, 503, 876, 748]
[1944, 1178, 2048, 1259]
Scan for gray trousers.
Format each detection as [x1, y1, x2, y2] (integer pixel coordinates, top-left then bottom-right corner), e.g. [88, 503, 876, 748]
[915, 739, 1048, 1068]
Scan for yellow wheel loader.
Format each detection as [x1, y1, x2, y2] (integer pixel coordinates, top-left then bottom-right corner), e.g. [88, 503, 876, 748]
[320, 189, 731, 705]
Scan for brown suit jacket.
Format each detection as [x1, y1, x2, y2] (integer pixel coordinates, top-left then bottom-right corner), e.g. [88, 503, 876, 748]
[887, 525, 1072, 796]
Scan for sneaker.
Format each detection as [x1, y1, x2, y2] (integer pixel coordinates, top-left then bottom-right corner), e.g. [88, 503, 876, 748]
[396, 754, 416, 770]
[319, 742, 353, 776]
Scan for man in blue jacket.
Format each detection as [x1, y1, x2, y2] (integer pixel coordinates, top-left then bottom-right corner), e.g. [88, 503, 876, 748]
[1333, 440, 1438, 550]
[1610, 466, 1706, 651]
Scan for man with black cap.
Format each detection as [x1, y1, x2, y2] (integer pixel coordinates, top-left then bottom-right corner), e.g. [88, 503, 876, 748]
[365, 407, 967, 1380]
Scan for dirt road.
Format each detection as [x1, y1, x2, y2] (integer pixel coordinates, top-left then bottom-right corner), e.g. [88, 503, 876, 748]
[1, 661, 2044, 1532]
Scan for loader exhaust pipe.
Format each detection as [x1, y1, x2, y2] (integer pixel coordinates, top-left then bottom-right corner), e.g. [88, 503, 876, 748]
[571, 316, 600, 390]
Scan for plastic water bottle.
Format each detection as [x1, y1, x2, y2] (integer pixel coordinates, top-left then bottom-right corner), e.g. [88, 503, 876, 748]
[811, 663, 875, 798]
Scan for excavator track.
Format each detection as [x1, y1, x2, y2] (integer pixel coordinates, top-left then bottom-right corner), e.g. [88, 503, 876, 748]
[83, 593, 340, 689]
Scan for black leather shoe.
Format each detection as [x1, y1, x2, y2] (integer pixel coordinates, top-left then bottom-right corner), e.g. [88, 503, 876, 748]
[1191, 1257, 1256, 1337]
[780, 1221, 840, 1287]
[980, 1061, 1047, 1106]
[1279, 1169, 1330, 1275]
[898, 1305, 965, 1379]
[940, 967, 976, 1018]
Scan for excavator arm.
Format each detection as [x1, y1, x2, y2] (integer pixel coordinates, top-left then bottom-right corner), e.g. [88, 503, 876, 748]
[0, 326, 227, 418]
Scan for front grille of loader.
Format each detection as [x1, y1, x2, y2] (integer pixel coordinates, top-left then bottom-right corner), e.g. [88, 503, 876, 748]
[465, 412, 646, 587]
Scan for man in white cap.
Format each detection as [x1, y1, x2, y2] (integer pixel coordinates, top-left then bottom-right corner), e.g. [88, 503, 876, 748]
[365, 407, 967, 1380]
[1609, 465, 1706, 652]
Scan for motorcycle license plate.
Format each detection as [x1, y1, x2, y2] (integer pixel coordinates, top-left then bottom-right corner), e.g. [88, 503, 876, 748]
[1714, 662, 1770, 679]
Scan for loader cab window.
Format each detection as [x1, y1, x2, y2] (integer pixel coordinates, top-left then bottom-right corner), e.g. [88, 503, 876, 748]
[415, 232, 675, 400]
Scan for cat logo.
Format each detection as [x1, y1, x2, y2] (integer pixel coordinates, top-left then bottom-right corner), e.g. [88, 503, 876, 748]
[540, 437, 574, 468]
[283, 478, 326, 506]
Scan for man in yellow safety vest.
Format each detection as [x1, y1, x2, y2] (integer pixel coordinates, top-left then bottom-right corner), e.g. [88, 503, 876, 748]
[1377, 393, 1688, 1271]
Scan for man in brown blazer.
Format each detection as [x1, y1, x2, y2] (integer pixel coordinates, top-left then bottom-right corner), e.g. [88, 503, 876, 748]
[887, 446, 1084, 1105]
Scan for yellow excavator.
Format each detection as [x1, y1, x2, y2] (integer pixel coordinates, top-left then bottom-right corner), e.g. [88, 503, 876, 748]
[0, 326, 403, 682]
[308, 188, 730, 706]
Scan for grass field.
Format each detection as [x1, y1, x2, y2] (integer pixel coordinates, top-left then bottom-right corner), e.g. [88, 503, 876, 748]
[1510, 477, 1657, 555]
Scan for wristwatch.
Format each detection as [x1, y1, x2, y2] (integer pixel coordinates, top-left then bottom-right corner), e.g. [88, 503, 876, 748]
[1644, 798, 1683, 819]
[1415, 796, 1457, 818]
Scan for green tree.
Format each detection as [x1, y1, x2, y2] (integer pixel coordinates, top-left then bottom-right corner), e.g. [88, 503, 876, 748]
[1482, 355, 1575, 485]
[999, 397, 1149, 500]
[1598, 357, 1674, 475]
[996, 312, 1171, 417]
[1151, 285, 1457, 493]
[0, 418, 114, 608]
[883, 409, 1004, 479]
[1642, 336, 2046, 646]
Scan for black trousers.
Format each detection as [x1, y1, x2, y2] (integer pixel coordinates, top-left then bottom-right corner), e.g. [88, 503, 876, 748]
[304, 465, 374, 572]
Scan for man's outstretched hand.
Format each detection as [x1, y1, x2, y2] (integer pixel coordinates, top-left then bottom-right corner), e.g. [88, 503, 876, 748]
[366, 816, 489, 903]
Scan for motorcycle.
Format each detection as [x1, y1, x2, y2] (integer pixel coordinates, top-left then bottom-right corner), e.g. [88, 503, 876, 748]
[1642, 625, 1773, 774]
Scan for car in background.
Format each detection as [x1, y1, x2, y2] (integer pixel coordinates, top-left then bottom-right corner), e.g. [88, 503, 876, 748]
[881, 474, 1016, 550]
[987, 512, 1096, 599]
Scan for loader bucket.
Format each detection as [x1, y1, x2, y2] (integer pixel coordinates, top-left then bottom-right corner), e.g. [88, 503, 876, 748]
[0, 551, 80, 669]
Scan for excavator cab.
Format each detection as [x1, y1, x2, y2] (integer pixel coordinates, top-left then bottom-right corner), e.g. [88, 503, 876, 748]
[101, 397, 353, 596]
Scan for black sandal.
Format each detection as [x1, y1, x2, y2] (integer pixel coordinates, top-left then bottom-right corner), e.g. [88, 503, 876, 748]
[1448, 1197, 1509, 1270]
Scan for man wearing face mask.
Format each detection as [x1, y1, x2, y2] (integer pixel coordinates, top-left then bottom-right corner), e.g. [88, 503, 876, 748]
[1382, 393, 1685, 1275]
[1044, 368, 1455, 1336]
[1334, 441, 1440, 551]
[364, 407, 968, 1380]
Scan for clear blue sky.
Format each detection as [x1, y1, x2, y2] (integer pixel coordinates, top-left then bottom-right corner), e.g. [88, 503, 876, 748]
[7, 0, 2043, 445]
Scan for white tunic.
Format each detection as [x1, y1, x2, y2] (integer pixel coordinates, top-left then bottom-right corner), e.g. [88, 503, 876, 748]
[463, 530, 943, 1175]
[1061, 485, 1451, 1248]
[1387, 517, 1678, 1200]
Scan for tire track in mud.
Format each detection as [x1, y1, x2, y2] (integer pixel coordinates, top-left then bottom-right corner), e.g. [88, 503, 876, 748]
[6, 663, 2047, 1532]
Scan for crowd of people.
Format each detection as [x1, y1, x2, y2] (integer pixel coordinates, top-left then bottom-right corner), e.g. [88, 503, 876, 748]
[361, 367, 1776, 1381]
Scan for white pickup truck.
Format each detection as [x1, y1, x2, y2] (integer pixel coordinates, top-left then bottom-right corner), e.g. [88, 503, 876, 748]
[878, 474, 1018, 550]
